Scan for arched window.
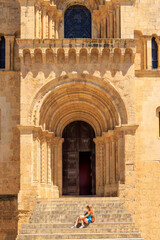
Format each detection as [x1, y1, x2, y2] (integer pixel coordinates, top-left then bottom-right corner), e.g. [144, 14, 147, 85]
[64, 5, 91, 38]
[152, 37, 158, 69]
[0, 36, 5, 69]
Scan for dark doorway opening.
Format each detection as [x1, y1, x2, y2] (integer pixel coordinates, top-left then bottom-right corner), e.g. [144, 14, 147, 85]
[79, 152, 92, 195]
[62, 121, 95, 195]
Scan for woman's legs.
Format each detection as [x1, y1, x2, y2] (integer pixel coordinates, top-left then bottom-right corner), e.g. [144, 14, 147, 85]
[79, 218, 88, 228]
[74, 216, 82, 226]
[75, 217, 79, 226]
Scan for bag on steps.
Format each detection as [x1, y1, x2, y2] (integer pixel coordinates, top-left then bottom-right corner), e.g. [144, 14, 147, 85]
[91, 215, 95, 223]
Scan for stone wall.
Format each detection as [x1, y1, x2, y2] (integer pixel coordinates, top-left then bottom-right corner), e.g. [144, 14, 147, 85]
[133, 76, 160, 240]
[135, 160, 160, 240]
[135, 0, 160, 35]
[135, 77, 160, 162]
[0, 0, 20, 35]
[0, 72, 20, 194]
[0, 195, 18, 240]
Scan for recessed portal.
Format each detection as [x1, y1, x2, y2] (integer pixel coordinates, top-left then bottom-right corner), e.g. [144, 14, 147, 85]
[62, 121, 95, 195]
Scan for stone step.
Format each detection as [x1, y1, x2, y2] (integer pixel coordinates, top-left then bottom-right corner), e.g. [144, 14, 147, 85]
[36, 204, 124, 208]
[17, 239, 144, 240]
[17, 198, 144, 240]
[21, 222, 136, 229]
[17, 232, 141, 240]
[31, 213, 132, 218]
[30, 217, 133, 224]
[33, 209, 127, 214]
[20, 227, 139, 234]
[38, 197, 122, 202]
[36, 203, 124, 209]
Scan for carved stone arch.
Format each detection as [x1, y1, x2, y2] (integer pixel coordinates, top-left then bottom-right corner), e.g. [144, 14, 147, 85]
[68, 49, 76, 64]
[23, 49, 31, 65]
[91, 48, 99, 64]
[57, 49, 65, 64]
[113, 48, 121, 64]
[29, 74, 128, 131]
[124, 48, 133, 64]
[79, 48, 87, 64]
[102, 48, 110, 64]
[34, 49, 42, 64]
[46, 49, 54, 63]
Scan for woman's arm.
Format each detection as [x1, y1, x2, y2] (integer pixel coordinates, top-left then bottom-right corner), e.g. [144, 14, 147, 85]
[81, 212, 90, 220]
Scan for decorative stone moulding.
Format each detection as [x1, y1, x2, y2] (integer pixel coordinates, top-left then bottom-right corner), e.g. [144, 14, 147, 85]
[17, 38, 136, 65]
[26, 0, 136, 9]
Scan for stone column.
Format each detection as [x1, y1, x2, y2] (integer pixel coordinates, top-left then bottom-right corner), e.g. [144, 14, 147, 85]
[115, 7, 120, 38]
[103, 19, 106, 38]
[48, 12, 53, 39]
[94, 137, 105, 196]
[143, 37, 147, 70]
[46, 132, 55, 185]
[52, 17, 56, 39]
[40, 138, 47, 183]
[47, 141, 52, 184]
[42, 9, 47, 39]
[103, 131, 119, 196]
[35, 6, 41, 38]
[55, 19, 59, 39]
[110, 138, 116, 184]
[146, 37, 152, 70]
[117, 132, 125, 183]
[109, 11, 113, 38]
[5, 36, 15, 71]
[33, 127, 41, 183]
[53, 137, 64, 196]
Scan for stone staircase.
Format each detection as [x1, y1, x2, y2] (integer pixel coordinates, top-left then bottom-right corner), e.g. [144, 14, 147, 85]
[17, 197, 144, 240]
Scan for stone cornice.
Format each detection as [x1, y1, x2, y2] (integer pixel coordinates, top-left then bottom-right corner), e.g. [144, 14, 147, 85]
[17, 38, 136, 55]
[115, 124, 139, 131]
[135, 70, 160, 78]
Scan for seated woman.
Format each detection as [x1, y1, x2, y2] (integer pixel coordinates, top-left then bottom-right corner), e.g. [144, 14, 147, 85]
[71, 205, 94, 228]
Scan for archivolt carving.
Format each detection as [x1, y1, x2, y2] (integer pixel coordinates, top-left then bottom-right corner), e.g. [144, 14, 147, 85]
[29, 74, 128, 136]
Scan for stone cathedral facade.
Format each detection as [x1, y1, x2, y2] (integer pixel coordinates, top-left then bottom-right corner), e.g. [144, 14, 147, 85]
[0, 0, 160, 239]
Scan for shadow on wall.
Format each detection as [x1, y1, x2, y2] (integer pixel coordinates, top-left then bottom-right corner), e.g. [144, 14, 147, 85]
[0, 195, 18, 240]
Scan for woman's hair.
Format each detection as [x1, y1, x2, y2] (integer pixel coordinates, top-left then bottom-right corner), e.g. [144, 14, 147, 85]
[86, 205, 94, 215]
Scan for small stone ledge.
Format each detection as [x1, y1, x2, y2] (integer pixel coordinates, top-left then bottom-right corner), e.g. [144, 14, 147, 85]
[135, 70, 160, 77]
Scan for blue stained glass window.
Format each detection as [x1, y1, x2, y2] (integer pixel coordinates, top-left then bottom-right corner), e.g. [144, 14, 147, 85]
[64, 5, 91, 38]
[0, 36, 5, 69]
[152, 37, 158, 69]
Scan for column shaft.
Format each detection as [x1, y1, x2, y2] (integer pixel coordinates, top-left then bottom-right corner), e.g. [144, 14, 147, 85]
[47, 142, 52, 184]
[116, 8, 120, 38]
[147, 38, 152, 69]
[105, 141, 110, 184]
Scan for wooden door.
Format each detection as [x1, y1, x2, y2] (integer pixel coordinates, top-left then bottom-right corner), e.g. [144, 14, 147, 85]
[62, 121, 95, 195]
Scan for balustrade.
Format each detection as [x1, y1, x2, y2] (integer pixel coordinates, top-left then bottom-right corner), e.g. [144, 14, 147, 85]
[17, 38, 135, 66]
